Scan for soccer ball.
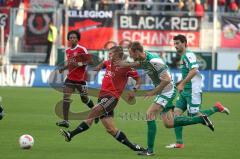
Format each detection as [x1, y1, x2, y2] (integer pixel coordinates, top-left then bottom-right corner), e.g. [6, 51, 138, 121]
[19, 134, 34, 149]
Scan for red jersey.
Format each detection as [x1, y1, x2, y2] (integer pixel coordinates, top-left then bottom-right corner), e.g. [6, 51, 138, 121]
[66, 44, 88, 81]
[99, 60, 139, 98]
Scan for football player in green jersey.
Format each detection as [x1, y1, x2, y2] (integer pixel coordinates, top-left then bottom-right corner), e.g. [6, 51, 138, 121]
[165, 34, 230, 149]
[115, 41, 216, 156]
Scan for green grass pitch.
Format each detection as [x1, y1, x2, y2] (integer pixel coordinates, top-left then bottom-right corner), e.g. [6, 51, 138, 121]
[0, 87, 239, 159]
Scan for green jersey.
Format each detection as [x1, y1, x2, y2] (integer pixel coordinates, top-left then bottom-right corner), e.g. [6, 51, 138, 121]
[139, 51, 174, 93]
[180, 50, 202, 92]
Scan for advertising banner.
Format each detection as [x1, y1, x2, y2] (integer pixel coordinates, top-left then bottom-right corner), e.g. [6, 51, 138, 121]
[207, 70, 240, 92]
[23, 0, 57, 45]
[0, 65, 38, 86]
[66, 11, 201, 50]
[25, 12, 53, 45]
[221, 16, 240, 48]
[140, 70, 240, 92]
[67, 10, 114, 50]
[1, 65, 240, 92]
[117, 14, 201, 47]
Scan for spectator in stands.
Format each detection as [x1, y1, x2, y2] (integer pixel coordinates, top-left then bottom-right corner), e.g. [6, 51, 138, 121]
[207, 0, 228, 13]
[237, 0, 240, 10]
[45, 21, 57, 64]
[218, 0, 226, 12]
[206, 0, 213, 12]
[195, 0, 205, 16]
[164, 0, 175, 11]
[144, 0, 154, 10]
[99, 0, 115, 10]
[183, 0, 195, 14]
[0, 0, 4, 5]
[228, 0, 238, 12]
[128, 0, 138, 10]
[82, 0, 99, 10]
[177, 0, 185, 11]
[63, 0, 240, 13]
[116, 0, 126, 10]
[69, 0, 84, 10]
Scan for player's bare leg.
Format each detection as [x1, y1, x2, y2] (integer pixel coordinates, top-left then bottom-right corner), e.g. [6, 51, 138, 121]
[56, 86, 74, 128]
[80, 94, 99, 124]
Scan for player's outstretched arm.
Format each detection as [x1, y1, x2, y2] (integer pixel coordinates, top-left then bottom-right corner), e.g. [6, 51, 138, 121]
[93, 61, 105, 72]
[114, 60, 140, 68]
[76, 54, 93, 64]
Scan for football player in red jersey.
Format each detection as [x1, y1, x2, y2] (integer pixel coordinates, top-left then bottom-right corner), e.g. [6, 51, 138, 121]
[56, 30, 97, 128]
[60, 46, 146, 152]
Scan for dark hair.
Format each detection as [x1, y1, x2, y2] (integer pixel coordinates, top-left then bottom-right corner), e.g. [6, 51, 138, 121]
[109, 46, 123, 58]
[67, 30, 81, 41]
[128, 41, 143, 52]
[173, 34, 187, 45]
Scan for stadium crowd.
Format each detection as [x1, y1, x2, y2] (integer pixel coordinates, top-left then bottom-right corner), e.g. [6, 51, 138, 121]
[65, 0, 240, 15]
[1, 0, 239, 15]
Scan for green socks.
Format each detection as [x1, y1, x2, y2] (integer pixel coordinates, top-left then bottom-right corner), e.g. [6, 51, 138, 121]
[174, 116, 203, 127]
[173, 106, 219, 145]
[200, 106, 219, 117]
[174, 126, 183, 144]
[147, 120, 156, 152]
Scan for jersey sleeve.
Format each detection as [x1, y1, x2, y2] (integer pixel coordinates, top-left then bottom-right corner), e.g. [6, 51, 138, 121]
[149, 58, 168, 75]
[127, 69, 140, 80]
[81, 46, 88, 54]
[185, 53, 199, 69]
